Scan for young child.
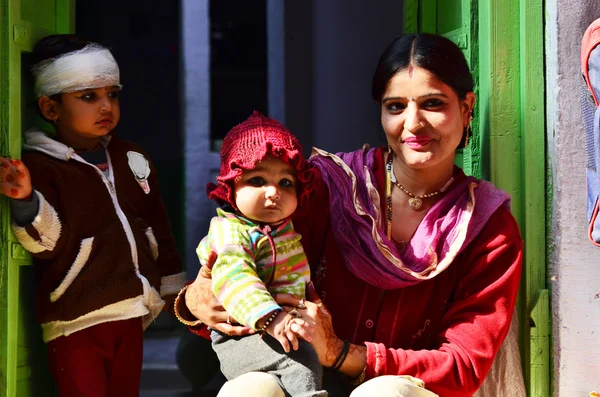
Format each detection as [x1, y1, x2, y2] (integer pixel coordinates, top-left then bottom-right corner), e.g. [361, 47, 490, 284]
[0, 35, 185, 396]
[197, 111, 327, 396]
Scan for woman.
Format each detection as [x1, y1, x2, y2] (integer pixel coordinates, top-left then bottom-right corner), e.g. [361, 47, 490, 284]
[176, 33, 525, 397]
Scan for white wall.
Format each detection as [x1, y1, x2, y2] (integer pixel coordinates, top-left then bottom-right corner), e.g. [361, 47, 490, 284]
[181, 0, 215, 277]
[545, 1, 600, 395]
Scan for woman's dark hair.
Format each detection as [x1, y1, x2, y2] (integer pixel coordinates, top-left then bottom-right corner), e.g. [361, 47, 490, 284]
[372, 33, 474, 148]
[371, 33, 474, 102]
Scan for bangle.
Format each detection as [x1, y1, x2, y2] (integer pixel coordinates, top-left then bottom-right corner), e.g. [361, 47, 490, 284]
[173, 283, 203, 326]
[331, 339, 350, 371]
[349, 365, 367, 386]
[260, 309, 282, 332]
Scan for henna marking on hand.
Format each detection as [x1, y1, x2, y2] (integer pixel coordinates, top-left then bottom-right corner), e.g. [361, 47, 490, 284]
[318, 308, 341, 366]
[348, 343, 366, 357]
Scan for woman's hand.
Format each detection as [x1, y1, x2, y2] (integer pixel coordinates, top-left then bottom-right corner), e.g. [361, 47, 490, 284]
[263, 310, 315, 353]
[0, 157, 32, 199]
[275, 282, 343, 367]
[185, 251, 255, 336]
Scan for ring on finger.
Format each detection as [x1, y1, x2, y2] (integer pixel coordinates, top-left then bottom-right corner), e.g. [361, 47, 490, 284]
[226, 315, 233, 325]
[201, 265, 212, 275]
[296, 298, 307, 310]
[289, 309, 302, 318]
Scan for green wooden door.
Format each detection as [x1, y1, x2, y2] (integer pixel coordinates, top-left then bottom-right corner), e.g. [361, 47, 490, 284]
[404, 1, 550, 396]
[405, 0, 480, 178]
[0, 1, 74, 396]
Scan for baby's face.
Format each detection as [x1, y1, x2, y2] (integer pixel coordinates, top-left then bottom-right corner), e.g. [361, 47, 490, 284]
[234, 157, 298, 225]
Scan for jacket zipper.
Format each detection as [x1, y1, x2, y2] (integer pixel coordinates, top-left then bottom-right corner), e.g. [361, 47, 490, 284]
[72, 151, 156, 303]
[76, 151, 140, 267]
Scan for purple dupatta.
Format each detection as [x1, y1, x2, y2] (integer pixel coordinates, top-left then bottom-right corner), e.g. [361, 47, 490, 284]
[309, 147, 511, 290]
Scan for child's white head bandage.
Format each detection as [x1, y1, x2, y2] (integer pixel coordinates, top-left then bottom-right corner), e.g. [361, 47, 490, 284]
[32, 44, 122, 98]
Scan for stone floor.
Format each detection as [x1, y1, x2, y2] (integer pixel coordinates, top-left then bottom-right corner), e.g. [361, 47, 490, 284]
[139, 333, 227, 397]
[139, 335, 192, 397]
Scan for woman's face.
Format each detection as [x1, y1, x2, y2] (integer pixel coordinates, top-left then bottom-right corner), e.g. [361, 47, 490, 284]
[380, 66, 475, 172]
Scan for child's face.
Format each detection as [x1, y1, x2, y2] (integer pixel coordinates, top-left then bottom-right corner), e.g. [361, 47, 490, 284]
[234, 157, 298, 225]
[50, 86, 121, 140]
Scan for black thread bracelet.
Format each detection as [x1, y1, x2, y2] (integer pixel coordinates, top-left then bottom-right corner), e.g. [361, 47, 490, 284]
[331, 339, 350, 371]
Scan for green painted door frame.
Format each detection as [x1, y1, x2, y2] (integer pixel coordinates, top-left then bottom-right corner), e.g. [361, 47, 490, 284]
[404, 1, 550, 396]
[0, 0, 74, 395]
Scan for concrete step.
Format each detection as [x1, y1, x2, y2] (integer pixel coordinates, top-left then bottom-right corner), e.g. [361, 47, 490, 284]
[141, 335, 192, 394]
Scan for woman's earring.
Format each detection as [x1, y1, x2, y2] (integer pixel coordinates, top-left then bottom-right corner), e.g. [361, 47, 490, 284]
[464, 114, 474, 148]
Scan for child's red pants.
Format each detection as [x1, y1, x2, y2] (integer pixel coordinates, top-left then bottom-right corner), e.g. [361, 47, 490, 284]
[47, 317, 143, 397]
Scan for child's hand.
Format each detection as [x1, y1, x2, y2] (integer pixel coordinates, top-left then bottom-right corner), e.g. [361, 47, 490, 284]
[1, 157, 32, 200]
[265, 311, 315, 353]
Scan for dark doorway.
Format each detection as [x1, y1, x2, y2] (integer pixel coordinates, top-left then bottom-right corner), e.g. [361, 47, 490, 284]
[76, 0, 184, 267]
[209, 0, 268, 151]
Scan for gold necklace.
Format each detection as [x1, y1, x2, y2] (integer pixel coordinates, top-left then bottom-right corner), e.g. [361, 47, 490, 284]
[387, 154, 454, 211]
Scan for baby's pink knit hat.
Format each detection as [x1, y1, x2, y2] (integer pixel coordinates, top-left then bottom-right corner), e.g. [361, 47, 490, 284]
[207, 111, 314, 211]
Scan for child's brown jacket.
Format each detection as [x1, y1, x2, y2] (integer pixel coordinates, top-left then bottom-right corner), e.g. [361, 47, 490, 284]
[12, 130, 186, 342]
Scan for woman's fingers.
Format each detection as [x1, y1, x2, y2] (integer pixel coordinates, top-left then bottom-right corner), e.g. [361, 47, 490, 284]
[274, 293, 301, 307]
[212, 322, 255, 337]
[199, 251, 218, 279]
[185, 279, 228, 325]
[199, 265, 212, 279]
[290, 319, 314, 342]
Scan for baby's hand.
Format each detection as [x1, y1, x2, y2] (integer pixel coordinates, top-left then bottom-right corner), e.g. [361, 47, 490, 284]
[265, 311, 314, 353]
[0, 157, 32, 200]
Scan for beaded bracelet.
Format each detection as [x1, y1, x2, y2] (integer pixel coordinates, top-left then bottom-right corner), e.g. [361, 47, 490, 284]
[260, 309, 282, 332]
[331, 339, 350, 371]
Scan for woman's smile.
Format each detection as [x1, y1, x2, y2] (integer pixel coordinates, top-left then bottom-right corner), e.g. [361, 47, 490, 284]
[402, 136, 433, 149]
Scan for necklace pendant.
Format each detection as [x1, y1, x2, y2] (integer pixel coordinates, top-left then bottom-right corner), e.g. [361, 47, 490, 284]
[408, 197, 423, 211]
